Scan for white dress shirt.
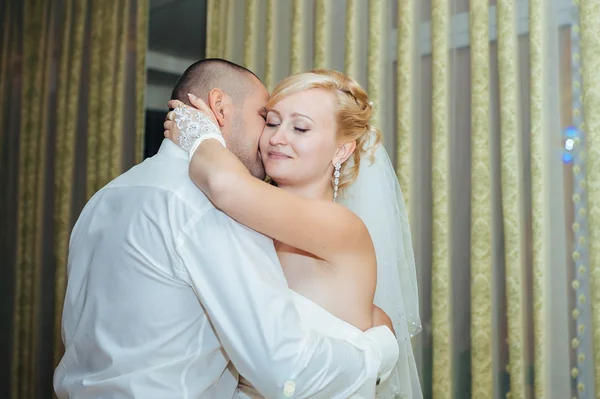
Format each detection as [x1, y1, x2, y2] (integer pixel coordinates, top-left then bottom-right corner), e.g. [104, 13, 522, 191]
[54, 139, 399, 399]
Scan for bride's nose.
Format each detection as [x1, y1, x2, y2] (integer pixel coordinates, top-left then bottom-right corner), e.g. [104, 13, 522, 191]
[268, 125, 288, 146]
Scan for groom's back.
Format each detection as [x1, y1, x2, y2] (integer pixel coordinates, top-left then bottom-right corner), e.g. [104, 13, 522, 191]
[54, 141, 237, 398]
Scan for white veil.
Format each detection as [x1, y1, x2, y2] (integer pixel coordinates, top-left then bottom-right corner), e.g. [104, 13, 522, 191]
[340, 143, 423, 399]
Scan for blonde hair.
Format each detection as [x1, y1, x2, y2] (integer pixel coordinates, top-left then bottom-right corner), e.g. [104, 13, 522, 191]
[267, 69, 382, 193]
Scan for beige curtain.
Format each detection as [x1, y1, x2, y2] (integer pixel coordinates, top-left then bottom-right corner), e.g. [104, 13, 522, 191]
[0, 0, 148, 397]
[429, 1, 453, 397]
[205, 0, 600, 398]
[581, 0, 600, 396]
[496, 1, 528, 398]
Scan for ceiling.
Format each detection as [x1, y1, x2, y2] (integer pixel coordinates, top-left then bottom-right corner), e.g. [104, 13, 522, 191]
[149, 0, 207, 60]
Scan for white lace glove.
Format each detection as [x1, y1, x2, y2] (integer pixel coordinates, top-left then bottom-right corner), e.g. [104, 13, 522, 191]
[173, 106, 225, 160]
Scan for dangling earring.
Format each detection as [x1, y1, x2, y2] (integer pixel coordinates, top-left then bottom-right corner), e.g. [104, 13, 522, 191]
[333, 162, 341, 202]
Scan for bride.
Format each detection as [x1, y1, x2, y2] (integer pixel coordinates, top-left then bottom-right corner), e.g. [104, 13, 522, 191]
[165, 69, 422, 399]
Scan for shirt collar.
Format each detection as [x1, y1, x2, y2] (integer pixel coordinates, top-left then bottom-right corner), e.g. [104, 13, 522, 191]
[157, 139, 188, 161]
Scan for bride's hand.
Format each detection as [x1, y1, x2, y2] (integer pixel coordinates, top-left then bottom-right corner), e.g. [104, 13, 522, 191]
[163, 93, 225, 153]
[164, 94, 220, 146]
[163, 102, 183, 144]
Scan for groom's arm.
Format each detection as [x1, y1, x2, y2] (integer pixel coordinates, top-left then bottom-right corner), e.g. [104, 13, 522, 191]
[175, 208, 399, 399]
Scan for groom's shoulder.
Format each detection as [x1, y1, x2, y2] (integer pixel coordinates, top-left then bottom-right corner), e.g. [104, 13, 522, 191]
[105, 153, 215, 213]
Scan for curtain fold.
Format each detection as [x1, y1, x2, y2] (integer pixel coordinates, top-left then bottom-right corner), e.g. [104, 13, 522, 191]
[86, 0, 102, 198]
[468, 0, 492, 397]
[205, 0, 219, 59]
[96, 0, 118, 190]
[264, 0, 277, 90]
[396, 0, 415, 211]
[580, 0, 600, 396]
[135, 0, 148, 164]
[0, 1, 11, 158]
[53, 0, 87, 366]
[290, 0, 304, 75]
[430, 0, 453, 397]
[214, 0, 224, 58]
[224, 0, 235, 61]
[1, 1, 148, 397]
[194, 1, 600, 398]
[496, 1, 527, 398]
[313, 0, 330, 70]
[13, 2, 53, 397]
[529, 1, 549, 397]
[244, 0, 258, 73]
[344, 0, 358, 79]
[367, 0, 383, 127]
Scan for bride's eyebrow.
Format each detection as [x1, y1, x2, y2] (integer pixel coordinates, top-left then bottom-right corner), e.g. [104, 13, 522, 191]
[291, 112, 314, 123]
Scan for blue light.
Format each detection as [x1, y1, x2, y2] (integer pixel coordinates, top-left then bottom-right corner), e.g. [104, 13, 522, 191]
[563, 153, 574, 164]
[565, 126, 579, 138]
[565, 138, 575, 151]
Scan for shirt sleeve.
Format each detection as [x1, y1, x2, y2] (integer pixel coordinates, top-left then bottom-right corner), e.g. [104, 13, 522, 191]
[174, 208, 399, 399]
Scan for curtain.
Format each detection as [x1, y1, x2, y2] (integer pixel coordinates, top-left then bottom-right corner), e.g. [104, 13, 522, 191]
[206, 0, 599, 398]
[580, 0, 600, 396]
[0, 0, 148, 397]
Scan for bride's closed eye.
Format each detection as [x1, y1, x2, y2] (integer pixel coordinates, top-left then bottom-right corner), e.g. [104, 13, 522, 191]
[265, 122, 308, 133]
[265, 114, 281, 128]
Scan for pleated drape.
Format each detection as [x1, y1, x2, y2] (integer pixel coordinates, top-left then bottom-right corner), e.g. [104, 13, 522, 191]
[313, 0, 330, 70]
[529, 1, 549, 397]
[12, 2, 52, 397]
[243, 0, 257, 72]
[395, 0, 415, 209]
[211, 0, 229, 59]
[86, 0, 131, 198]
[290, 0, 304, 75]
[202, 1, 600, 398]
[496, 1, 527, 398]
[52, 0, 88, 367]
[0, 1, 13, 162]
[430, 0, 452, 397]
[469, 0, 493, 397]
[344, 0, 359, 79]
[205, 0, 219, 59]
[580, 0, 600, 396]
[2, 1, 148, 397]
[367, 0, 383, 127]
[264, 0, 277, 90]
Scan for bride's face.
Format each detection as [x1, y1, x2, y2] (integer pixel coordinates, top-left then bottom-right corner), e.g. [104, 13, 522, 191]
[260, 89, 338, 187]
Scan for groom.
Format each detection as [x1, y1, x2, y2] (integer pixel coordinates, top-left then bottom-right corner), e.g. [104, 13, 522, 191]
[54, 58, 399, 398]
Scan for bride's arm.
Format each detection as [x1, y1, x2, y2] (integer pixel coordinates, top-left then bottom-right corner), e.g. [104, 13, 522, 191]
[164, 97, 373, 263]
[189, 138, 373, 263]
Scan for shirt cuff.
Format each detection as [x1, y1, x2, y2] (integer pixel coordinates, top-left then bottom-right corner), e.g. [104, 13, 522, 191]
[363, 325, 399, 384]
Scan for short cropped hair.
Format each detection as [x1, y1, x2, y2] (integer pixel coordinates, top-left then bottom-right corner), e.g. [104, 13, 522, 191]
[171, 58, 260, 106]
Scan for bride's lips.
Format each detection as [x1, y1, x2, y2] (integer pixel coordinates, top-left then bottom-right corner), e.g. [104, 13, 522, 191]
[267, 151, 292, 160]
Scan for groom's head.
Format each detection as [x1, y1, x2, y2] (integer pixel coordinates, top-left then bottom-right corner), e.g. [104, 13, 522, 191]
[171, 59, 269, 179]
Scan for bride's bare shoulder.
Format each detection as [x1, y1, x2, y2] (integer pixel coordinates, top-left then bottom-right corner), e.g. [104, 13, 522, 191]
[333, 203, 375, 258]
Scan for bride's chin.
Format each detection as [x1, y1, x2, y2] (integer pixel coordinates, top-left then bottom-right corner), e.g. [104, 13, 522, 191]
[265, 171, 291, 187]
[264, 165, 284, 179]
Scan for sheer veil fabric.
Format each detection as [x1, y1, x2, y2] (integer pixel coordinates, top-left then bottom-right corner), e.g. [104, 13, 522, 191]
[340, 143, 423, 399]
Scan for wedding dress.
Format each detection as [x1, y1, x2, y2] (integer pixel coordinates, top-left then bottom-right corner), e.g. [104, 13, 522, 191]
[237, 289, 373, 398]
[173, 106, 423, 399]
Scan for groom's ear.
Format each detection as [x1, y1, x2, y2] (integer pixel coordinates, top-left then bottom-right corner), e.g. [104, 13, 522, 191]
[207, 88, 230, 128]
[333, 140, 357, 166]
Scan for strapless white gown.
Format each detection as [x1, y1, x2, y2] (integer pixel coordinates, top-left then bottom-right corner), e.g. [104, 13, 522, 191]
[237, 289, 375, 399]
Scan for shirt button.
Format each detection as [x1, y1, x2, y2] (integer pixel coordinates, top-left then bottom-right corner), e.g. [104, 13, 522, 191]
[283, 380, 296, 397]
